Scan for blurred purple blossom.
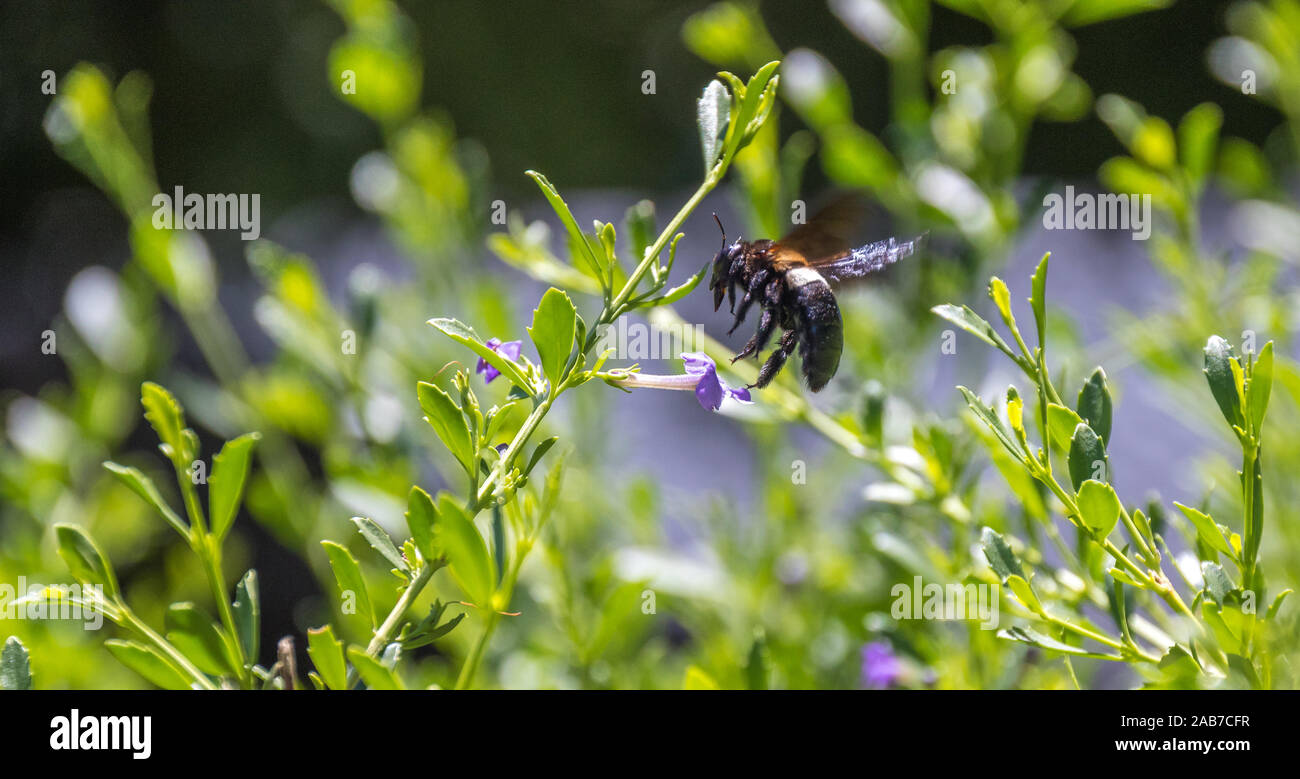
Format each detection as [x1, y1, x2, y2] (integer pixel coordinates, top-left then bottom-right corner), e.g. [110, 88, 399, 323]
[860, 642, 901, 689]
[476, 338, 522, 383]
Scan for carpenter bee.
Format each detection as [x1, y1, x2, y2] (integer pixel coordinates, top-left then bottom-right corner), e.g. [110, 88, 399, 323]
[708, 199, 924, 392]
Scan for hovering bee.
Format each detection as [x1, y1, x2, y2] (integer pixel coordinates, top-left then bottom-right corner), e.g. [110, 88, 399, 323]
[708, 200, 924, 392]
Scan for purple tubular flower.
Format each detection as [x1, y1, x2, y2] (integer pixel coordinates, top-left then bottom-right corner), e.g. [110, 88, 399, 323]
[860, 641, 901, 689]
[476, 338, 523, 384]
[680, 352, 752, 411]
[606, 352, 752, 412]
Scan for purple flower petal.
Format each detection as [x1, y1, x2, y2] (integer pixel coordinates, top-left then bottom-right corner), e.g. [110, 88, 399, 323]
[679, 352, 751, 411]
[680, 352, 712, 376]
[496, 340, 522, 362]
[476, 338, 523, 384]
[694, 371, 724, 411]
[860, 641, 901, 689]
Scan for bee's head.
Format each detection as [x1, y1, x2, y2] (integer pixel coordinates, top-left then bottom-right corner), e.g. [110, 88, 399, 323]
[708, 213, 743, 311]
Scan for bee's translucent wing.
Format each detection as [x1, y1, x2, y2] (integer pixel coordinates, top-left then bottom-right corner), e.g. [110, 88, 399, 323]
[808, 233, 927, 283]
[777, 195, 866, 263]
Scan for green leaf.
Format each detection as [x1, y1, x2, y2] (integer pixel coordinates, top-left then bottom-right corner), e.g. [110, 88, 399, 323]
[1226, 654, 1262, 689]
[624, 199, 656, 269]
[427, 318, 534, 392]
[306, 625, 348, 691]
[958, 387, 1022, 461]
[523, 436, 558, 478]
[1131, 508, 1158, 561]
[744, 632, 768, 690]
[483, 398, 523, 444]
[630, 259, 710, 309]
[1067, 422, 1108, 490]
[1005, 386, 1025, 436]
[683, 665, 721, 690]
[525, 170, 605, 281]
[208, 432, 260, 540]
[1076, 368, 1113, 444]
[1266, 589, 1292, 621]
[434, 495, 496, 608]
[734, 61, 781, 150]
[141, 381, 188, 466]
[997, 627, 1121, 660]
[54, 524, 119, 599]
[350, 516, 409, 573]
[1217, 138, 1271, 196]
[1201, 603, 1242, 653]
[347, 647, 403, 690]
[105, 640, 191, 690]
[416, 381, 474, 472]
[697, 79, 731, 171]
[1028, 252, 1049, 348]
[1177, 102, 1222, 187]
[232, 570, 260, 662]
[594, 220, 622, 290]
[165, 603, 234, 676]
[1046, 403, 1085, 451]
[528, 287, 577, 390]
[1248, 340, 1273, 434]
[321, 540, 374, 630]
[405, 486, 439, 561]
[1062, 0, 1173, 26]
[1173, 502, 1233, 557]
[1204, 336, 1244, 430]
[1200, 562, 1235, 605]
[1, 637, 32, 690]
[932, 304, 1013, 355]
[1006, 575, 1042, 614]
[1076, 479, 1121, 538]
[102, 462, 187, 538]
[988, 277, 1014, 328]
[980, 527, 1025, 581]
[1107, 578, 1133, 646]
[1108, 567, 1143, 587]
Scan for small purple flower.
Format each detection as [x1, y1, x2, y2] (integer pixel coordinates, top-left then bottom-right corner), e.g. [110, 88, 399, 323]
[860, 641, 901, 689]
[476, 338, 522, 384]
[680, 352, 752, 411]
[605, 352, 752, 412]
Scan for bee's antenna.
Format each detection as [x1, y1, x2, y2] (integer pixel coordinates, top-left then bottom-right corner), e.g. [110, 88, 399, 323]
[712, 212, 727, 251]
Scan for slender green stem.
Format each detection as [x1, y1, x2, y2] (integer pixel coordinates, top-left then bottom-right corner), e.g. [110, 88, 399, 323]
[455, 538, 532, 690]
[121, 607, 219, 690]
[473, 397, 554, 512]
[347, 562, 436, 689]
[1241, 441, 1257, 590]
[195, 539, 249, 687]
[178, 473, 249, 687]
[608, 175, 719, 317]
[455, 613, 500, 690]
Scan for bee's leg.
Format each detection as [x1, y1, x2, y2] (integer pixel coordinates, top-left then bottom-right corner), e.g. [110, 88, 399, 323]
[749, 329, 798, 389]
[763, 274, 783, 306]
[732, 308, 774, 362]
[728, 270, 769, 335]
[726, 256, 746, 313]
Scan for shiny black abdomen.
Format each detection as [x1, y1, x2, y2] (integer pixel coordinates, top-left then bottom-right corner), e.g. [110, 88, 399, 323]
[789, 274, 843, 392]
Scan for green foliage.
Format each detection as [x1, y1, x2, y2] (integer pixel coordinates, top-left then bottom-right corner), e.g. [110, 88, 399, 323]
[936, 258, 1286, 685]
[1, 638, 32, 691]
[35, 383, 268, 690]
